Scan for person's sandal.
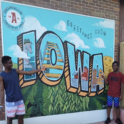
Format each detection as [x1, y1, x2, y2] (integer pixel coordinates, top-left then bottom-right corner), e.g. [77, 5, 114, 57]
[105, 117, 111, 124]
[115, 118, 122, 124]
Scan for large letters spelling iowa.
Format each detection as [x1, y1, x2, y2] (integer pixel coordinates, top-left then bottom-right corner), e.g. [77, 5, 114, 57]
[17, 30, 104, 97]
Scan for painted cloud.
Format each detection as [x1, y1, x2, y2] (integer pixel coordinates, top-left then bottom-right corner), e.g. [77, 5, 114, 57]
[8, 45, 30, 59]
[94, 38, 106, 48]
[54, 20, 67, 31]
[93, 19, 115, 29]
[65, 33, 90, 49]
[21, 16, 47, 39]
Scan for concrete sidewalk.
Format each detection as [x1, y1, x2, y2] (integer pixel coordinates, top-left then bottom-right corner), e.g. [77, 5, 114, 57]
[92, 108, 124, 124]
[92, 120, 116, 124]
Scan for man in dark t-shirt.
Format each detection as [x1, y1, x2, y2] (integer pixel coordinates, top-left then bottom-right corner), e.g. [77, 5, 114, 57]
[102, 61, 124, 124]
[0, 56, 46, 124]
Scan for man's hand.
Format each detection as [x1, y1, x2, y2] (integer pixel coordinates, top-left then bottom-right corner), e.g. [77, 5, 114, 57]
[38, 66, 47, 72]
[101, 72, 105, 79]
[0, 106, 5, 115]
[101, 72, 109, 85]
[119, 95, 123, 101]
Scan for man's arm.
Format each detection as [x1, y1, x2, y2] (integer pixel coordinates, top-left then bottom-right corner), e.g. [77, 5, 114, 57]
[102, 73, 109, 85]
[120, 82, 124, 101]
[0, 76, 4, 107]
[16, 66, 46, 75]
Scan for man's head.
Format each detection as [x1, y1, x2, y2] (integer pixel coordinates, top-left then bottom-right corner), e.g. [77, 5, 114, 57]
[112, 61, 119, 72]
[1, 56, 13, 70]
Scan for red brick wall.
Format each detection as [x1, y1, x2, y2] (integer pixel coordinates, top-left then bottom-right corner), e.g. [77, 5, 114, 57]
[5, 0, 120, 62]
[0, 0, 120, 70]
[0, 0, 120, 120]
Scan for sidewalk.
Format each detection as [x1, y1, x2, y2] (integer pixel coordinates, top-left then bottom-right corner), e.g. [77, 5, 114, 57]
[92, 108, 124, 124]
[93, 120, 116, 124]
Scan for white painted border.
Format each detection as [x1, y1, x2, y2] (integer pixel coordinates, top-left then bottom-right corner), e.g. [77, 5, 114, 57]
[0, 0, 7, 122]
[0, 1, 115, 123]
[113, 21, 115, 61]
[1, 0, 4, 56]
[0, 120, 6, 124]
[1, 109, 113, 124]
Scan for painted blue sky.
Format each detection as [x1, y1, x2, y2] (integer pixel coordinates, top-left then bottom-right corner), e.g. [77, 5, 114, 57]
[1, 2, 115, 64]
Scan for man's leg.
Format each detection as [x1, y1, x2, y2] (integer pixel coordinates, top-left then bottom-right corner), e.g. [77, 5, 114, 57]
[105, 106, 112, 124]
[105, 95, 113, 124]
[114, 97, 120, 118]
[107, 95, 113, 118]
[18, 115, 24, 124]
[107, 106, 112, 118]
[116, 107, 120, 119]
[6, 101, 17, 124]
[114, 97, 122, 124]
[16, 100, 25, 124]
[7, 117, 13, 124]
[115, 107, 122, 124]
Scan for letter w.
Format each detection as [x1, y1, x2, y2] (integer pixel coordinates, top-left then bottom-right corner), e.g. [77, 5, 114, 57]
[64, 41, 90, 96]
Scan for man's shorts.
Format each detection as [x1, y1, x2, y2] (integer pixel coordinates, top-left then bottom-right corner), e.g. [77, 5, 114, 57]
[107, 95, 119, 107]
[6, 100, 25, 118]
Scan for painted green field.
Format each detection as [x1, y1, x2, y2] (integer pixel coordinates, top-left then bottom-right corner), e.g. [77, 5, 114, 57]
[21, 76, 107, 118]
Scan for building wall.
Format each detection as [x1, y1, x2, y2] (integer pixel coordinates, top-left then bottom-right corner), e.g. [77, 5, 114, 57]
[0, 0, 120, 121]
[12, 0, 120, 61]
[0, 0, 120, 72]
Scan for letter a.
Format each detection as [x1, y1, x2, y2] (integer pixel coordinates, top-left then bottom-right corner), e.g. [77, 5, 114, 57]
[11, 12, 17, 23]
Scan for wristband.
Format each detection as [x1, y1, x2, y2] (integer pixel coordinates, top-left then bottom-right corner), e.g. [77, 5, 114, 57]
[0, 106, 3, 108]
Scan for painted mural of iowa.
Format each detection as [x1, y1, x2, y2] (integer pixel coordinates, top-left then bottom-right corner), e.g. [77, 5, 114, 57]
[17, 30, 105, 96]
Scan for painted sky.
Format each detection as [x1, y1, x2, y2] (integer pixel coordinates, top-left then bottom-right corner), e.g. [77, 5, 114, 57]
[1, 2, 115, 64]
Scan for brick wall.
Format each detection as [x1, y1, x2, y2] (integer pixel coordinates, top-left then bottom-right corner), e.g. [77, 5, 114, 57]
[0, 0, 119, 65]
[0, 0, 120, 121]
[12, 0, 120, 60]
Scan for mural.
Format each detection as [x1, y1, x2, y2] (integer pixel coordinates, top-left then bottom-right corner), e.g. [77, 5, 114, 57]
[1, 1, 115, 119]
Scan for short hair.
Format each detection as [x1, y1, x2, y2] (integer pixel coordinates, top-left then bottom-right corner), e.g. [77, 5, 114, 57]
[112, 61, 119, 66]
[1, 56, 11, 65]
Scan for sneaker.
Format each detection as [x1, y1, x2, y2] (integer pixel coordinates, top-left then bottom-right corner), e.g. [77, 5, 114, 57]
[115, 118, 122, 124]
[105, 117, 111, 124]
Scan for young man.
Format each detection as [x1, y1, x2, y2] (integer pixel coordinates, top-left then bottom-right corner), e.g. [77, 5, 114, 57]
[0, 56, 46, 124]
[102, 61, 124, 124]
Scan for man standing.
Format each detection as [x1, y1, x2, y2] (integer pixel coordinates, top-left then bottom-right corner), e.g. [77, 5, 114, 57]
[0, 56, 46, 124]
[102, 61, 124, 124]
